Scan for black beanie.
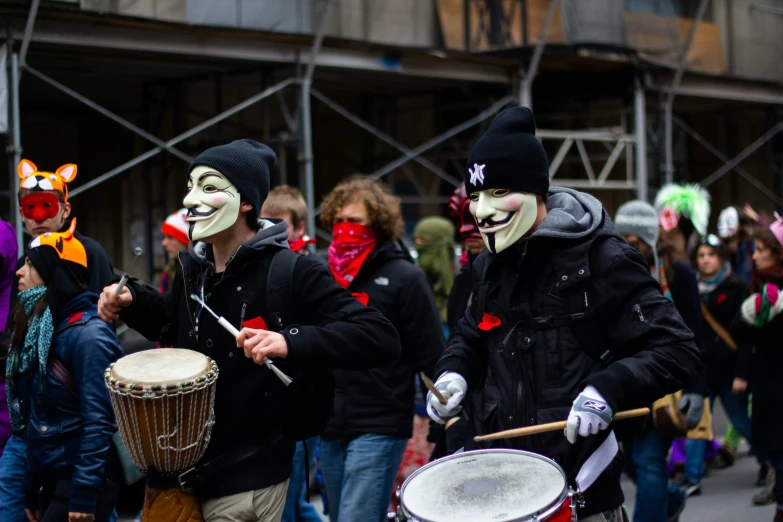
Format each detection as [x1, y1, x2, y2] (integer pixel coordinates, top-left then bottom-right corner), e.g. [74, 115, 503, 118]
[26, 245, 90, 321]
[188, 139, 277, 226]
[465, 106, 549, 197]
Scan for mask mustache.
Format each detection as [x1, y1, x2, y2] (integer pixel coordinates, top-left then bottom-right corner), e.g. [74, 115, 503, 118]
[187, 207, 218, 219]
[476, 211, 516, 228]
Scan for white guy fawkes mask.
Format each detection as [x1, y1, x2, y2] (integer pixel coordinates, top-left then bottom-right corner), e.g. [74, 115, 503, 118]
[717, 207, 739, 239]
[183, 165, 241, 241]
[469, 189, 538, 253]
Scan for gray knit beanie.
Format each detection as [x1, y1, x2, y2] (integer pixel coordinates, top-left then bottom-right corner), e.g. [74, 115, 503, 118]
[614, 200, 661, 279]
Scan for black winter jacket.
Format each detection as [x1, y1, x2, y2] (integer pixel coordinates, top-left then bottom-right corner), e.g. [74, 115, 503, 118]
[119, 220, 400, 499]
[435, 188, 703, 518]
[324, 241, 446, 440]
[701, 272, 747, 390]
[732, 271, 783, 452]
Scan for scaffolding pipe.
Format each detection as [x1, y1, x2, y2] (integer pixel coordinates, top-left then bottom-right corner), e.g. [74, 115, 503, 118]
[519, 0, 558, 108]
[673, 116, 782, 206]
[634, 78, 648, 201]
[662, 0, 710, 182]
[368, 96, 515, 182]
[311, 88, 461, 186]
[300, 0, 334, 242]
[10, 52, 23, 253]
[701, 121, 783, 189]
[663, 102, 674, 184]
[70, 77, 295, 198]
[25, 66, 193, 163]
[19, 0, 40, 66]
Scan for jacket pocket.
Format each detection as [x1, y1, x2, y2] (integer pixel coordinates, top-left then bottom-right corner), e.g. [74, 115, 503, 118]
[28, 415, 64, 469]
[532, 406, 572, 465]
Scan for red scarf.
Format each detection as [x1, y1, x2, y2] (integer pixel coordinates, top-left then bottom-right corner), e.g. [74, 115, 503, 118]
[288, 236, 316, 253]
[328, 223, 376, 288]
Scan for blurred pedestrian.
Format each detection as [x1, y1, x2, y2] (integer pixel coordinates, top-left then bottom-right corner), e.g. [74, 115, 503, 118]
[717, 206, 756, 285]
[262, 185, 316, 255]
[0, 219, 18, 462]
[319, 176, 445, 522]
[158, 208, 189, 293]
[732, 215, 783, 515]
[262, 186, 322, 522]
[686, 235, 768, 487]
[413, 216, 455, 331]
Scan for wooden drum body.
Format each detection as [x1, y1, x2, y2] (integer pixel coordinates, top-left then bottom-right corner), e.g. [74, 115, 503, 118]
[105, 348, 219, 474]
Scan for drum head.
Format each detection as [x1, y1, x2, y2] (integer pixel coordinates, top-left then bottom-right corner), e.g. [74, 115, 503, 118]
[401, 449, 567, 522]
[111, 348, 210, 386]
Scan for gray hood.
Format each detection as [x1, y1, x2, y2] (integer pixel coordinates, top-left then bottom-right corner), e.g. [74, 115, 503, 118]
[531, 186, 605, 240]
[189, 218, 290, 264]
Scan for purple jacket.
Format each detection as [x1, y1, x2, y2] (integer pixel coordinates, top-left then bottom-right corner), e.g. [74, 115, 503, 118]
[0, 220, 18, 455]
[0, 219, 17, 329]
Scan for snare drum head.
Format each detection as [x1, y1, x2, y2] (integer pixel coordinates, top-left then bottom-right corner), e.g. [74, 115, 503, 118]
[111, 348, 210, 386]
[401, 449, 567, 522]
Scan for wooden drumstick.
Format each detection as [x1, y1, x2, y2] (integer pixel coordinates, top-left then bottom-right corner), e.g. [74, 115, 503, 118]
[473, 407, 650, 442]
[190, 294, 293, 386]
[114, 247, 143, 298]
[420, 372, 447, 405]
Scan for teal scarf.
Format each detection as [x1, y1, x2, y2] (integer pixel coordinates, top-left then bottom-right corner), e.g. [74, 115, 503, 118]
[6, 286, 54, 431]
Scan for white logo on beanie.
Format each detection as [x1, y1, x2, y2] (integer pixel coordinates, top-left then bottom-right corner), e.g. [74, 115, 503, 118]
[469, 163, 486, 186]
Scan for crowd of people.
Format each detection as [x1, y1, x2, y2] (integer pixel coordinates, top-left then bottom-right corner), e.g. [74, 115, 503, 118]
[0, 106, 780, 522]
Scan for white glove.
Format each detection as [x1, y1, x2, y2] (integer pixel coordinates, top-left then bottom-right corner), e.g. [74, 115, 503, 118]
[426, 372, 468, 425]
[565, 386, 613, 444]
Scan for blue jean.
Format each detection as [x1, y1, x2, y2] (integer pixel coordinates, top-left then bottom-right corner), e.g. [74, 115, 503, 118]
[0, 435, 27, 522]
[683, 385, 767, 483]
[0, 435, 118, 522]
[625, 428, 683, 522]
[281, 438, 322, 522]
[320, 434, 407, 522]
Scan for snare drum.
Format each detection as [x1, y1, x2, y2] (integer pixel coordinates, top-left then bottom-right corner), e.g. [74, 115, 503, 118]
[395, 449, 574, 522]
[105, 348, 218, 474]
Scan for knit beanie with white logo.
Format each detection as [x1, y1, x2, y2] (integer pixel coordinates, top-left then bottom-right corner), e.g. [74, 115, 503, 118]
[465, 106, 550, 198]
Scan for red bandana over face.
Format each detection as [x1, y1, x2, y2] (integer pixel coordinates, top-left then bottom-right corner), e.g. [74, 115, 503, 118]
[328, 222, 376, 288]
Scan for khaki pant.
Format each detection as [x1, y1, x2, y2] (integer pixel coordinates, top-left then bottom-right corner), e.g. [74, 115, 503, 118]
[579, 505, 629, 522]
[201, 480, 289, 522]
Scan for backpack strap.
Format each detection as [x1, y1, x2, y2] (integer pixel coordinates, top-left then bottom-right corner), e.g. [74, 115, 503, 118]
[265, 249, 300, 331]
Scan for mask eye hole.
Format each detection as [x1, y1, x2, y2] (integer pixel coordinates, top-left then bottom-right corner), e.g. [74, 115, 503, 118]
[492, 189, 510, 197]
[469, 193, 480, 201]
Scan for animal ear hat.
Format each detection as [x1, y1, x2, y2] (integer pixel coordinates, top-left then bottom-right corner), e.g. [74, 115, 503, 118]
[29, 218, 88, 268]
[18, 159, 78, 203]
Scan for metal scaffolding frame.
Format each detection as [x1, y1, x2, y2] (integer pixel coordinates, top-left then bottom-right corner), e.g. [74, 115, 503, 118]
[5, 0, 780, 256]
[661, 0, 711, 184]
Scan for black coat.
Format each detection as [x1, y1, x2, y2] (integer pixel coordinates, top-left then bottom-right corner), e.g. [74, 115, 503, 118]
[119, 220, 400, 499]
[701, 273, 748, 391]
[435, 188, 703, 518]
[324, 241, 446, 440]
[732, 272, 783, 452]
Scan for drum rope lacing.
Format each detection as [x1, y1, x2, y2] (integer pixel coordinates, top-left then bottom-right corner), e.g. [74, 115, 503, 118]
[104, 359, 218, 474]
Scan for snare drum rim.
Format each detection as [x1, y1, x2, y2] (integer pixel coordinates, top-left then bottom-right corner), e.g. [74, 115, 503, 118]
[399, 449, 569, 522]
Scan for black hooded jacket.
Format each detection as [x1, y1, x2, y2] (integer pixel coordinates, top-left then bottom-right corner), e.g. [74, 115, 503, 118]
[435, 188, 703, 518]
[119, 219, 400, 499]
[324, 240, 446, 440]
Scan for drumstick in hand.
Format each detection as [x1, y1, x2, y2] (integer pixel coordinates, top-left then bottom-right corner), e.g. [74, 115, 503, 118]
[190, 295, 293, 386]
[114, 247, 143, 298]
[420, 372, 447, 405]
[473, 407, 650, 442]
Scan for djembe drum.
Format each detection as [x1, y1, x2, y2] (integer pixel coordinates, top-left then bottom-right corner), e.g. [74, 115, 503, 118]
[105, 348, 219, 522]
